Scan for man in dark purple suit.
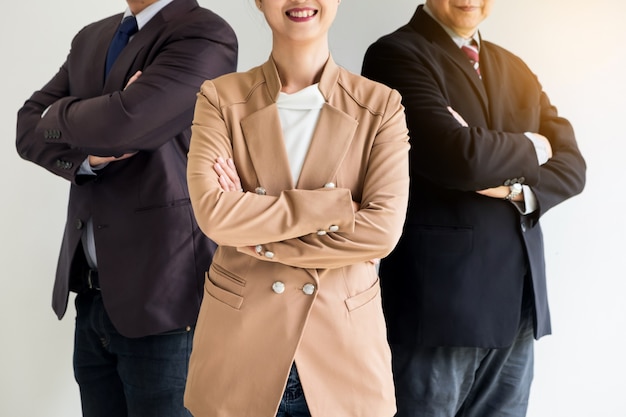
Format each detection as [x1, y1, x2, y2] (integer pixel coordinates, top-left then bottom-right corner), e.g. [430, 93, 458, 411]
[16, 0, 237, 415]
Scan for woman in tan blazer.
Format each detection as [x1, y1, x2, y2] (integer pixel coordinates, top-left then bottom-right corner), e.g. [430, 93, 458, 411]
[184, 1, 409, 416]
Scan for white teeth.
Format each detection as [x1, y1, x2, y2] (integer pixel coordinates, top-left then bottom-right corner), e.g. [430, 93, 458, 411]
[288, 10, 316, 18]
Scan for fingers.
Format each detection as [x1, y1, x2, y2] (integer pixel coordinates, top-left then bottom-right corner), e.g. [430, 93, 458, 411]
[447, 106, 468, 127]
[124, 70, 142, 90]
[213, 157, 242, 192]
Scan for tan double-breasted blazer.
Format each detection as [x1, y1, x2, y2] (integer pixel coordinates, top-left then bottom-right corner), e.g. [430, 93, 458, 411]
[184, 56, 409, 417]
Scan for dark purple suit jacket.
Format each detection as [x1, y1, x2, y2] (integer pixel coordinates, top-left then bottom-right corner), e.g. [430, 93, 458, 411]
[16, 0, 238, 337]
[362, 5, 586, 348]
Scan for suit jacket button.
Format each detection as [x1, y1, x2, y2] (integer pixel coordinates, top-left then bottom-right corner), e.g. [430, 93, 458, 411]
[324, 182, 336, 188]
[521, 223, 527, 232]
[329, 225, 339, 232]
[255, 187, 266, 195]
[272, 281, 285, 294]
[302, 283, 315, 295]
[316, 230, 327, 236]
[264, 251, 275, 259]
[76, 219, 84, 230]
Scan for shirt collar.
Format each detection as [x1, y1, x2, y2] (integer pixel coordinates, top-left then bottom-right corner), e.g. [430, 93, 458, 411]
[123, 0, 174, 30]
[423, 3, 481, 50]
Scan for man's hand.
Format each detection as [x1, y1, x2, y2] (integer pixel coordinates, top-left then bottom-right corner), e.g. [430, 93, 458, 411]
[448, 106, 468, 127]
[125, 70, 142, 90]
[476, 185, 524, 202]
[88, 152, 137, 167]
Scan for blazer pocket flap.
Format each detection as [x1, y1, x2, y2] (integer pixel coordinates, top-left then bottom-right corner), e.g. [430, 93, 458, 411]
[344, 278, 380, 312]
[205, 276, 244, 310]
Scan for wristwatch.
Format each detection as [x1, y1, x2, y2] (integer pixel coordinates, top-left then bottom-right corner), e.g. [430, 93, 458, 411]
[504, 183, 523, 201]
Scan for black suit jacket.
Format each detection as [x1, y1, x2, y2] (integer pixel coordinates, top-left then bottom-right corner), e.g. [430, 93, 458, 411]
[362, 5, 585, 348]
[16, 0, 238, 337]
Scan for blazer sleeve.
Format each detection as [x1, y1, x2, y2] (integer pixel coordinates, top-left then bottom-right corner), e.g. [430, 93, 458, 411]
[257, 89, 410, 269]
[187, 82, 410, 269]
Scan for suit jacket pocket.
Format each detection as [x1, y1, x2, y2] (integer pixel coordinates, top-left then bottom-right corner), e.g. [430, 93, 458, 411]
[205, 263, 245, 310]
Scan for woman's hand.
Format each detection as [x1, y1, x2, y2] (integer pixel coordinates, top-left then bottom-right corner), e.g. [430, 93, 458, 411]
[214, 157, 243, 192]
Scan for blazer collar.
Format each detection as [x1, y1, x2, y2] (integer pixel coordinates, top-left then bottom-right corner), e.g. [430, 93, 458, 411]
[260, 55, 342, 103]
[242, 56, 358, 193]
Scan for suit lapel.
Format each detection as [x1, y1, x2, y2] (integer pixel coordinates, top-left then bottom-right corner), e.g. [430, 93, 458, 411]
[412, 6, 490, 117]
[103, 0, 198, 91]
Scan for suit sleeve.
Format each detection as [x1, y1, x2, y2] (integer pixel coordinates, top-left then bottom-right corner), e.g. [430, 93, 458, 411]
[362, 36, 585, 217]
[16, 58, 89, 182]
[16, 13, 238, 182]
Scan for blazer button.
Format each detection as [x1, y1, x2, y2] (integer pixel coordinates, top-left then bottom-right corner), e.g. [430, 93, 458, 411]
[264, 251, 275, 259]
[329, 225, 339, 232]
[255, 187, 266, 195]
[316, 230, 327, 236]
[302, 283, 315, 295]
[323, 182, 336, 188]
[272, 281, 285, 294]
[75, 219, 84, 230]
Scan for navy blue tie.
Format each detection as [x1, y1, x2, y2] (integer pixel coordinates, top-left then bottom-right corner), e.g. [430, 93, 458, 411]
[105, 16, 138, 78]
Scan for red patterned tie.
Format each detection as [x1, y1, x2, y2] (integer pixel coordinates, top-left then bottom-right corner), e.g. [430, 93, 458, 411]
[461, 40, 481, 78]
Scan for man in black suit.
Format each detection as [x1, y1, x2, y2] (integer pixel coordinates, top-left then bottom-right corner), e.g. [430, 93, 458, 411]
[362, 1, 585, 416]
[16, 0, 237, 415]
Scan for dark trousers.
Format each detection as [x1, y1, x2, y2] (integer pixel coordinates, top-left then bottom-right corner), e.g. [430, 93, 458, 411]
[73, 291, 193, 417]
[392, 309, 535, 417]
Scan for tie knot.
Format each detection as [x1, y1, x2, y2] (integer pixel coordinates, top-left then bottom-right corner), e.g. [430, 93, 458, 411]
[119, 16, 138, 36]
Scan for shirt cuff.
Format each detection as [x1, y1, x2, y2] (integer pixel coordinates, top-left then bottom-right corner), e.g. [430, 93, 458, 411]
[524, 132, 549, 165]
[511, 185, 538, 215]
[78, 158, 108, 175]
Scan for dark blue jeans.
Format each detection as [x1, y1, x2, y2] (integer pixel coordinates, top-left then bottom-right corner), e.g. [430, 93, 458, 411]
[392, 309, 535, 417]
[275, 363, 311, 417]
[73, 291, 193, 417]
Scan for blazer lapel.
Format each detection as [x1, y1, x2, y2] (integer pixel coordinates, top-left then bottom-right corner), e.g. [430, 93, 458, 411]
[297, 56, 358, 189]
[239, 57, 357, 194]
[240, 105, 295, 194]
[296, 104, 357, 190]
[98, 16, 124, 90]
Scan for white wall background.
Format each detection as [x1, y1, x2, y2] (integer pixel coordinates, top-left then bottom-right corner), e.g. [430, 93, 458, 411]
[0, 1, 623, 416]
